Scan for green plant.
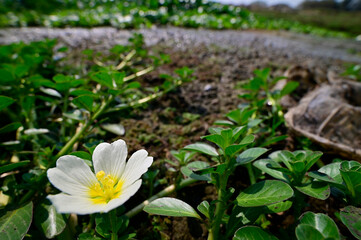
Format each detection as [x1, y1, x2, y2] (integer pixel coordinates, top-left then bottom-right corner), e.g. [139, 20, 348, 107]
[0, 0, 352, 37]
[239, 68, 298, 139]
[343, 64, 361, 81]
[0, 34, 191, 239]
[143, 124, 296, 239]
[253, 150, 328, 218]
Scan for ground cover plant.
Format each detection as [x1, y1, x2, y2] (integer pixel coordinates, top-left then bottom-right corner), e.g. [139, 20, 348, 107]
[0, 0, 353, 38]
[143, 67, 361, 239]
[0, 35, 194, 239]
[1, 32, 361, 239]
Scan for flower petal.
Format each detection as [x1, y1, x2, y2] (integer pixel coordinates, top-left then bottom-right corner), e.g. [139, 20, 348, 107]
[48, 193, 107, 215]
[49, 155, 97, 191]
[47, 168, 89, 196]
[93, 139, 127, 178]
[104, 179, 142, 212]
[121, 150, 153, 188]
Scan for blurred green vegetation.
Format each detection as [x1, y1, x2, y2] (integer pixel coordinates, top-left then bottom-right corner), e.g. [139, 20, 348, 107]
[253, 8, 361, 37]
[0, 0, 358, 38]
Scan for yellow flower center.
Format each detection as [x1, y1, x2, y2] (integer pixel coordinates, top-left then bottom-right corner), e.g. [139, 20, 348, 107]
[88, 170, 123, 204]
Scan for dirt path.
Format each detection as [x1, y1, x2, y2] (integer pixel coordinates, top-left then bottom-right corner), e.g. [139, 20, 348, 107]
[2, 26, 360, 116]
[1, 26, 360, 125]
[0, 27, 360, 63]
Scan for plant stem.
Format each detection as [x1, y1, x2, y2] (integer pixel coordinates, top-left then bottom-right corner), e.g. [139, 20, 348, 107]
[110, 210, 118, 240]
[60, 92, 70, 138]
[55, 95, 114, 159]
[125, 178, 196, 218]
[116, 49, 136, 70]
[246, 163, 256, 185]
[123, 66, 154, 82]
[210, 173, 228, 239]
[207, 231, 214, 240]
[293, 190, 305, 221]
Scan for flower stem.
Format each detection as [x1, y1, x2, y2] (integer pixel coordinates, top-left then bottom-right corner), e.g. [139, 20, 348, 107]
[110, 210, 118, 240]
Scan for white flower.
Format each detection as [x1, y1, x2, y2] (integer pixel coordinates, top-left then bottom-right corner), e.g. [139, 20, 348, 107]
[47, 139, 153, 215]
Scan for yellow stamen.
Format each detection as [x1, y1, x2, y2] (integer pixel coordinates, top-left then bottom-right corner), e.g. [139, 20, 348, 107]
[89, 170, 123, 204]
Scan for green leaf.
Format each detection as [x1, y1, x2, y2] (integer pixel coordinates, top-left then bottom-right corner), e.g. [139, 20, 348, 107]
[304, 151, 323, 173]
[232, 126, 247, 142]
[181, 161, 211, 181]
[15, 64, 29, 78]
[0, 202, 33, 240]
[0, 161, 30, 175]
[183, 143, 219, 157]
[95, 213, 111, 238]
[201, 134, 225, 150]
[197, 201, 210, 219]
[214, 120, 234, 126]
[72, 95, 93, 112]
[113, 72, 125, 86]
[239, 134, 255, 145]
[0, 122, 22, 134]
[227, 206, 264, 237]
[298, 212, 340, 240]
[69, 151, 92, 161]
[78, 233, 102, 240]
[295, 181, 330, 200]
[264, 200, 292, 213]
[253, 158, 289, 181]
[341, 161, 361, 170]
[307, 172, 343, 189]
[233, 226, 279, 240]
[144, 198, 201, 219]
[226, 109, 243, 123]
[0, 96, 15, 111]
[28, 75, 54, 88]
[225, 144, 246, 157]
[260, 135, 287, 147]
[296, 224, 324, 240]
[293, 161, 306, 173]
[278, 151, 294, 172]
[34, 200, 67, 239]
[237, 148, 268, 165]
[340, 169, 361, 205]
[0, 69, 14, 84]
[236, 180, 294, 207]
[221, 128, 233, 144]
[70, 89, 95, 97]
[280, 81, 299, 96]
[22, 95, 35, 113]
[226, 108, 256, 125]
[91, 71, 113, 89]
[318, 162, 343, 184]
[340, 206, 361, 239]
[125, 81, 141, 89]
